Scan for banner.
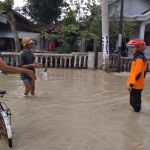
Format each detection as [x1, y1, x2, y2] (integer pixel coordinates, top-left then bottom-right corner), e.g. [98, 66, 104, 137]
[102, 35, 109, 59]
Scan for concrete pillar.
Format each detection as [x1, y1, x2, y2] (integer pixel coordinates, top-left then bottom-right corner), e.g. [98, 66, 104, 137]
[11, 57, 14, 66]
[79, 56, 82, 67]
[102, 0, 109, 72]
[35, 56, 38, 62]
[55, 57, 58, 68]
[74, 55, 77, 67]
[60, 57, 63, 67]
[69, 57, 72, 68]
[45, 57, 48, 68]
[97, 52, 103, 69]
[40, 56, 43, 64]
[50, 57, 53, 67]
[140, 23, 146, 40]
[64, 57, 67, 68]
[88, 52, 95, 70]
[16, 56, 19, 66]
[83, 56, 87, 68]
[3, 56, 7, 63]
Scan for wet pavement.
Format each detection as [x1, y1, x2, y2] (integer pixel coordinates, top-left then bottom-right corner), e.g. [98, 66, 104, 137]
[0, 68, 150, 150]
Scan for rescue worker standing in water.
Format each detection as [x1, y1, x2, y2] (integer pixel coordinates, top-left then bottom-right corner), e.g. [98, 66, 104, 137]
[126, 39, 147, 112]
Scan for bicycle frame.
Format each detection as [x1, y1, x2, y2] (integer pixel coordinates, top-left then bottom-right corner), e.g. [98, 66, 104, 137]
[0, 111, 12, 139]
[0, 92, 13, 147]
[0, 102, 12, 124]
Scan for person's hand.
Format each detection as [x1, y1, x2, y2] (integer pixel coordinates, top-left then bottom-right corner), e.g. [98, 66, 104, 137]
[30, 63, 37, 68]
[25, 69, 37, 80]
[34, 62, 43, 68]
[127, 86, 132, 92]
[37, 63, 43, 68]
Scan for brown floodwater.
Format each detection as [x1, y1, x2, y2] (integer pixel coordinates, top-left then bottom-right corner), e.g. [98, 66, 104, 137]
[0, 68, 150, 150]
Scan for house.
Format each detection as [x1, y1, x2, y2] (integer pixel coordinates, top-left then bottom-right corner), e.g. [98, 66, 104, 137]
[0, 9, 41, 52]
[44, 22, 61, 34]
[109, 0, 150, 56]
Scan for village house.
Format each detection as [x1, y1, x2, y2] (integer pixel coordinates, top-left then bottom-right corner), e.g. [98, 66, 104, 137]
[0, 9, 41, 52]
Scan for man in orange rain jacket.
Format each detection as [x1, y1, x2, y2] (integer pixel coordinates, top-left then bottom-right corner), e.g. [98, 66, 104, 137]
[126, 39, 147, 112]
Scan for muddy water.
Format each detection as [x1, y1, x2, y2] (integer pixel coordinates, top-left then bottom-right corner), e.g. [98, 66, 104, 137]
[0, 69, 150, 150]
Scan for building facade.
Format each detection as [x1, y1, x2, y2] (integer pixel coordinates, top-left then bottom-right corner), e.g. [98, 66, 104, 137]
[0, 10, 41, 52]
[110, 0, 150, 56]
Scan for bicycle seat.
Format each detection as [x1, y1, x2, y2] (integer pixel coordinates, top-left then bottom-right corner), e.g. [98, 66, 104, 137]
[0, 91, 6, 94]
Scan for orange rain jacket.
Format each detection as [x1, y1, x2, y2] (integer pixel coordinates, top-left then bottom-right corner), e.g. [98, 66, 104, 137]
[126, 53, 147, 90]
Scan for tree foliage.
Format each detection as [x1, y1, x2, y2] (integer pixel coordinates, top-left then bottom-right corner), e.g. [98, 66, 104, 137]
[44, 0, 135, 52]
[81, 0, 136, 50]
[43, 8, 98, 49]
[80, 2, 102, 47]
[43, 10, 78, 47]
[109, 3, 136, 45]
[0, 0, 13, 11]
[21, 0, 66, 28]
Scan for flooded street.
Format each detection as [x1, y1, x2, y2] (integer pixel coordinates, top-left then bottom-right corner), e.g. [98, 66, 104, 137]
[0, 68, 150, 150]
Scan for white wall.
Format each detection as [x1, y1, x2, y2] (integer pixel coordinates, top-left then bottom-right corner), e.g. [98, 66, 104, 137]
[130, 25, 140, 40]
[127, 24, 150, 57]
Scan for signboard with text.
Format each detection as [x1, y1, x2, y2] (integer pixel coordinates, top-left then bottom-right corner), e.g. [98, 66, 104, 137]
[102, 36, 109, 59]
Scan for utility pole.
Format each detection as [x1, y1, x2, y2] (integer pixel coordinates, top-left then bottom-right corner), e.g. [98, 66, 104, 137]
[117, 0, 124, 72]
[102, 0, 109, 72]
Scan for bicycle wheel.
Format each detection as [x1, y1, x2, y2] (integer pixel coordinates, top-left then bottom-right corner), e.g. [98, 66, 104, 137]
[0, 112, 12, 148]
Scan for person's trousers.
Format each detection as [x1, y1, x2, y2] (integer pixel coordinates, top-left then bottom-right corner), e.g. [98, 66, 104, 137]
[130, 88, 143, 112]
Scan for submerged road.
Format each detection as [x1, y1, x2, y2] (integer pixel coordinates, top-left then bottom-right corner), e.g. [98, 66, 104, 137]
[0, 69, 149, 150]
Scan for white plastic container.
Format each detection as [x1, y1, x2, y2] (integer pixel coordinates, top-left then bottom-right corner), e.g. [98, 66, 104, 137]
[39, 72, 48, 80]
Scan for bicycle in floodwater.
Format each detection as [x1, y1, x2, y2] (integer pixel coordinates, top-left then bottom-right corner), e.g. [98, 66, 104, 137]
[0, 90, 12, 148]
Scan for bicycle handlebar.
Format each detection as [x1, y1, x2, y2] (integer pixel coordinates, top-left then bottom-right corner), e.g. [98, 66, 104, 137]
[0, 91, 6, 97]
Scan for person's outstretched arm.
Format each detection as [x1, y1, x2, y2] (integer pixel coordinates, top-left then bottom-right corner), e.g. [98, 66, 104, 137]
[0, 58, 36, 80]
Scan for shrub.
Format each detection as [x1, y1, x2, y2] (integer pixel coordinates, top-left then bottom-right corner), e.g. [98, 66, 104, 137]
[55, 45, 73, 54]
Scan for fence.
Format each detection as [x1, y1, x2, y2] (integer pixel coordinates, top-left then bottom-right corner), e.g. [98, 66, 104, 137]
[0, 52, 88, 69]
[109, 54, 150, 72]
[1, 52, 150, 72]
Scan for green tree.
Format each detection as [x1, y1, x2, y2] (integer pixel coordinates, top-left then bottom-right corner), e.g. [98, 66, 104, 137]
[109, 3, 136, 47]
[20, 0, 67, 51]
[43, 9, 98, 51]
[60, 10, 78, 48]
[42, 10, 78, 48]
[81, 0, 136, 51]
[43, 0, 135, 53]
[0, 0, 21, 52]
[21, 0, 66, 29]
[80, 2, 102, 49]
